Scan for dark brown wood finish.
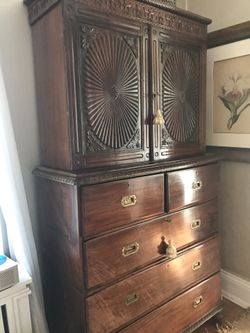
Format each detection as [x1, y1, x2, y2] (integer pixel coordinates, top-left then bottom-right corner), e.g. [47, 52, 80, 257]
[37, 179, 83, 287]
[36, 178, 86, 332]
[26, 0, 211, 171]
[70, 15, 150, 168]
[25, 0, 211, 27]
[195, 299, 245, 333]
[87, 237, 220, 332]
[121, 274, 221, 333]
[207, 146, 250, 163]
[86, 199, 218, 289]
[35, 157, 221, 333]
[207, 21, 250, 49]
[82, 174, 164, 236]
[34, 153, 222, 186]
[167, 163, 220, 212]
[32, 4, 73, 170]
[152, 28, 207, 160]
[40, 248, 86, 333]
[24, 1, 220, 332]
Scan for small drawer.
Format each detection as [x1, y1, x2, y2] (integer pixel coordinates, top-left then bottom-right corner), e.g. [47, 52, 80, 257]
[165, 199, 218, 250]
[167, 163, 219, 212]
[121, 273, 221, 333]
[82, 174, 164, 236]
[86, 200, 218, 289]
[87, 237, 220, 333]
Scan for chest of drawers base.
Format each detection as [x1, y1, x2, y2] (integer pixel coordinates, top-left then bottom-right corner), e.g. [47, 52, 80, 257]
[35, 155, 222, 333]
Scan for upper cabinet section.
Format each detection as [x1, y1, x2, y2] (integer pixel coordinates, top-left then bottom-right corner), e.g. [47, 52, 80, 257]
[26, 0, 211, 171]
[73, 18, 150, 167]
[150, 27, 207, 160]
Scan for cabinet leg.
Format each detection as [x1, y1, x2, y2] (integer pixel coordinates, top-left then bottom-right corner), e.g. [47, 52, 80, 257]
[213, 310, 224, 325]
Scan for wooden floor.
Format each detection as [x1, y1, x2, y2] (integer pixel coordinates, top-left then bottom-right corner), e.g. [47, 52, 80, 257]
[194, 299, 245, 333]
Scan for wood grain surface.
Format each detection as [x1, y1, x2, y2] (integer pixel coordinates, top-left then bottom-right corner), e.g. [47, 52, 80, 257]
[86, 199, 218, 289]
[121, 274, 221, 333]
[87, 237, 220, 332]
[82, 174, 164, 236]
[167, 163, 220, 212]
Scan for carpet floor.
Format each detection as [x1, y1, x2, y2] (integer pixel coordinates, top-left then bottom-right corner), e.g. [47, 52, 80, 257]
[194, 298, 246, 333]
[217, 310, 250, 332]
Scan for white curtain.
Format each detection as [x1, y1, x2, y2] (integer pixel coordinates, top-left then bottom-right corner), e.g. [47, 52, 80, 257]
[0, 66, 49, 333]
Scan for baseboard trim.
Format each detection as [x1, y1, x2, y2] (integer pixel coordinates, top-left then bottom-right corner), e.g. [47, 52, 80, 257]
[221, 269, 250, 308]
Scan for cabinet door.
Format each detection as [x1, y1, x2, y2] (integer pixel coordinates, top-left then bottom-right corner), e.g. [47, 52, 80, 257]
[150, 28, 206, 160]
[71, 16, 149, 168]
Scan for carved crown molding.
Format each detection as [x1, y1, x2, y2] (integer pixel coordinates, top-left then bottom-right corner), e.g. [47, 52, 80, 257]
[138, 0, 211, 24]
[74, 0, 207, 38]
[140, 0, 176, 7]
[25, 0, 209, 37]
[24, 0, 60, 24]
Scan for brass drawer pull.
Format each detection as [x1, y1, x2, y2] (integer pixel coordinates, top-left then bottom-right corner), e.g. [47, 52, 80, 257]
[192, 260, 202, 271]
[193, 296, 203, 308]
[192, 180, 203, 191]
[122, 242, 140, 257]
[125, 293, 139, 306]
[191, 219, 201, 229]
[121, 195, 137, 208]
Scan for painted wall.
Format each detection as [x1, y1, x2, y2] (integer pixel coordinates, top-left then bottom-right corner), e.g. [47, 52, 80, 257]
[176, 0, 187, 10]
[0, 0, 39, 240]
[184, 0, 250, 281]
[220, 162, 250, 279]
[184, 0, 250, 32]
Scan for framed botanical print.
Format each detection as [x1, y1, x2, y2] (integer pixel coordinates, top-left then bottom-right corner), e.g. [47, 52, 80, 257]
[206, 22, 250, 148]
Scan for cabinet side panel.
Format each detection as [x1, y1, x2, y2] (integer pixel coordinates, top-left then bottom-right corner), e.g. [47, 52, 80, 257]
[32, 4, 72, 169]
[36, 177, 85, 332]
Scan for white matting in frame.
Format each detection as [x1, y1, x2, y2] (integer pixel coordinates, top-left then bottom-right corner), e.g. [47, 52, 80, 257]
[206, 38, 250, 148]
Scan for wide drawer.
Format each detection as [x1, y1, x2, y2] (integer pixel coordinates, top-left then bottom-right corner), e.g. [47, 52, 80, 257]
[81, 174, 164, 236]
[87, 237, 220, 333]
[121, 273, 221, 333]
[167, 163, 219, 212]
[86, 200, 218, 289]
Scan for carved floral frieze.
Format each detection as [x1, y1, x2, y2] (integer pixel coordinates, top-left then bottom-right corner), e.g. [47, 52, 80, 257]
[27, 0, 60, 24]
[73, 0, 206, 37]
[26, 0, 207, 38]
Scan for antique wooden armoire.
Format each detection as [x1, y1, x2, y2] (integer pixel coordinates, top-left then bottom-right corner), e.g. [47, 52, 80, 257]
[24, 0, 222, 332]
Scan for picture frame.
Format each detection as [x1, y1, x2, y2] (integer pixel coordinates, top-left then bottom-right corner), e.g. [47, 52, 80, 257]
[206, 21, 250, 148]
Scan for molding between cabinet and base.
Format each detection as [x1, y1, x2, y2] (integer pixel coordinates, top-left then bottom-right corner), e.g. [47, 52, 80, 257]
[221, 269, 250, 309]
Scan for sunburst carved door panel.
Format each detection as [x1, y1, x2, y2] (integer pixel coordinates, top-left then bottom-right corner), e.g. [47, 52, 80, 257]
[151, 30, 206, 160]
[73, 18, 149, 168]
